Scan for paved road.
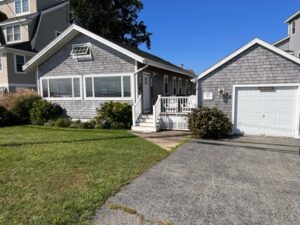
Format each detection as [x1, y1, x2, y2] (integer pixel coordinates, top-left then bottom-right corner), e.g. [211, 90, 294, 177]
[93, 139, 300, 225]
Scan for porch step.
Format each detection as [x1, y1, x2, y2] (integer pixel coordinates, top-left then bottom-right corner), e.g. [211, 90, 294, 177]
[137, 118, 154, 123]
[131, 125, 158, 133]
[140, 114, 154, 119]
[136, 122, 155, 127]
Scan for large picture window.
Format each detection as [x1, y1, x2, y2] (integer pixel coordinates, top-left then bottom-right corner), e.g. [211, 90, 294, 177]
[41, 77, 81, 99]
[85, 75, 132, 99]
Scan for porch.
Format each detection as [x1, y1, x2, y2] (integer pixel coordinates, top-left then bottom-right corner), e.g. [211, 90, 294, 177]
[132, 95, 197, 133]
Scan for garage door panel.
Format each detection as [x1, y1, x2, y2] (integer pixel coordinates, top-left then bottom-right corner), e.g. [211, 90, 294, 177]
[235, 86, 298, 137]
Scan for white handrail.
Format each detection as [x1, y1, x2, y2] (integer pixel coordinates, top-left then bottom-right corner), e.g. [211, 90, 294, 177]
[153, 95, 161, 127]
[132, 95, 142, 126]
[160, 95, 197, 115]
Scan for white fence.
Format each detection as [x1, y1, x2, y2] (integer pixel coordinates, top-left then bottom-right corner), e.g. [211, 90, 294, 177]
[132, 95, 142, 127]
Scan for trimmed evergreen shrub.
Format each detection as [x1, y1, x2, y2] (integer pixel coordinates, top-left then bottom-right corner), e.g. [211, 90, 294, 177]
[11, 95, 42, 124]
[95, 101, 132, 129]
[54, 117, 72, 128]
[188, 107, 232, 139]
[29, 100, 66, 125]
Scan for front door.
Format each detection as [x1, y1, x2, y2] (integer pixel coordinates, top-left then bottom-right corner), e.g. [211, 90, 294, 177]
[143, 74, 150, 113]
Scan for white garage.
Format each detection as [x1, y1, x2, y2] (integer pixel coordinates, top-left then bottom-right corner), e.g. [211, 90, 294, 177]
[233, 85, 300, 138]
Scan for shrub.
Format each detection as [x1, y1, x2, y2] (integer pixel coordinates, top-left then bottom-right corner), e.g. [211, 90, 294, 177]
[0, 106, 17, 127]
[29, 100, 66, 125]
[54, 117, 72, 128]
[11, 95, 42, 124]
[69, 120, 82, 128]
[95, 101, 132, 129]
[0, 89, 38, 110]
[188, 107, 232, 139]
[80, 120, 96, 129]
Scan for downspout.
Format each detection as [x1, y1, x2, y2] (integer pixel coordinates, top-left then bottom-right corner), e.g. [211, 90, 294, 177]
[133, 61, 149, 103]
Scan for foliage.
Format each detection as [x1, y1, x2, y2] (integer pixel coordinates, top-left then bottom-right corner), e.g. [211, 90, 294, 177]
[29, 100, 66, 125]
[70, 0, 152, 49]
[11, 95, 42, 124]
[0, 106, 17, 127]
[0, 126, 168, 225]
[80, 120, 96, 129]
[54, 117, 72, 128]
[95, 101, 132, 129]
[0, 89, 39, 110]
[188, 107, 232, 139]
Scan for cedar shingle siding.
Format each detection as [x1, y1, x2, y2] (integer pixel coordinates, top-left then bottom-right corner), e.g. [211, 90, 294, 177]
[198, 45, 300, 118]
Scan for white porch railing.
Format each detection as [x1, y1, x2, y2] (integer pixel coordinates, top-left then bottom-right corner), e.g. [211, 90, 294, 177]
[160, 95, 197, 115]
[153, 95, 161, 127]
[132, 95, 142, 127]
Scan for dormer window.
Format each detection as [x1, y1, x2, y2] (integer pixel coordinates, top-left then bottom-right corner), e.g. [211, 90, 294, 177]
[71, 43, 91, 59]
[292, 21, 296, 35]
[15, 0, 29, 15]
[5, 25, 21, 43]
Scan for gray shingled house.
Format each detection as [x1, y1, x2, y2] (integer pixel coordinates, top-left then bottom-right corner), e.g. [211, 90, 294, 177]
[192, 10, 300, 138]
[23, 24, 197, 132]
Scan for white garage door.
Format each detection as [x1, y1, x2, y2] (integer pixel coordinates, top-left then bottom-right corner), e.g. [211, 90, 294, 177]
[235, 86, 298, 137]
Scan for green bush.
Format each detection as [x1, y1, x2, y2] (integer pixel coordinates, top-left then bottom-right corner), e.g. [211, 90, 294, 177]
[54, 117, 72, 128]
[80, 120, 96, 129]
[188, 107, 232, 139]
[29, 100, 66, 125]
[95, 101, 132, 129]
[0, 106, 17, 127]
[11, 95, 42, 124]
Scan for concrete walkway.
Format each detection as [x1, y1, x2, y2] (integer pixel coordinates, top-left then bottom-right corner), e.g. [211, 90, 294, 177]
[93, 137, 300, 225]
[130, 131, 191, 151]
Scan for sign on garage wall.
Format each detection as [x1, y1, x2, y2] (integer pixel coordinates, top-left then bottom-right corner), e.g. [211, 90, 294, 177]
[203, 92, 213, 100]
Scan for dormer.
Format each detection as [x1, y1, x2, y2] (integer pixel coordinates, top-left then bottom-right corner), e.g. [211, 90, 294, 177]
[0, 0, 64, 19]
[286, 11, 300, 37]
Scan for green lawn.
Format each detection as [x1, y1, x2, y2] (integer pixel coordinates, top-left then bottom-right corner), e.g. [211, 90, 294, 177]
[0, 126, 168, 225]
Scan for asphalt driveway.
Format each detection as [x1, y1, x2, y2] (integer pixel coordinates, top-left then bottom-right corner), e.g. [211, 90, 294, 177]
[93, 138, 300, 225]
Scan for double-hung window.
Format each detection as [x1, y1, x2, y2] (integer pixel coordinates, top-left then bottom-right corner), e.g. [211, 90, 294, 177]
[41, 77, 81, 99]
[178, 78, 182, 95]
[85, 75, 132, 99]
[0, 52, 2, 72]
[6, 25, 21, 43]
[172, 77, 177, 96]
[15, 0, 29, 15]
[15, 55, 25, 73]
[186, 79, 189, 95]
[164, 75, 168, 95]
[292, 21, 296, 35]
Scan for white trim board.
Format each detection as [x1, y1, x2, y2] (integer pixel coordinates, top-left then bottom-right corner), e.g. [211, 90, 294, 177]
[24, 24, 194, 77]
[231, 83, 300, 139]
[192, 38, 300, 83]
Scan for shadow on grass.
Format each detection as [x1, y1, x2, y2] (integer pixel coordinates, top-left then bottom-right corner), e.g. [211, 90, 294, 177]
[0, 135, 137, 148]
[195, 140, 299, 155]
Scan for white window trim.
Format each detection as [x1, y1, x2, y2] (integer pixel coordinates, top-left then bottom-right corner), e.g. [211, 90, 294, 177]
[14, 54, 26, 74]
[164, 75, 169, 95]
[71, 43, 92, 59]
[4, 25, 22, 44]
[232, 83, 300, 139]
[14, 0, 30, 16]
[83, 73, 134, 100]
[40, 75, 82, 100]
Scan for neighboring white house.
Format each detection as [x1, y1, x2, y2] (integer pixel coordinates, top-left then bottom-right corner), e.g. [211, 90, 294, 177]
[193, 10, 300, 138]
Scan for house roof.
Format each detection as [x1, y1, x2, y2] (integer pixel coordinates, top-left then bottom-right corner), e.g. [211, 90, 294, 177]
[23, 24, 195, 77]
[192, 38, 300, 82]
[5, 41, 37, 53]
[273, 36, 290, 47]
[285, 10, 300, 23]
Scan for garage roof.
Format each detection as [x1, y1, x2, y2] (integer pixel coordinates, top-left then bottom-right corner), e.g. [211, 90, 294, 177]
[192, 38, 300, 82]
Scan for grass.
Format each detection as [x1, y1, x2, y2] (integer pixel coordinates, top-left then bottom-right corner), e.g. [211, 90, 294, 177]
[0, 126, 168, 225]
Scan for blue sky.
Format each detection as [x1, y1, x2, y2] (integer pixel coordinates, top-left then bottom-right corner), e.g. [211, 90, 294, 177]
[139, 0, 300, 74]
